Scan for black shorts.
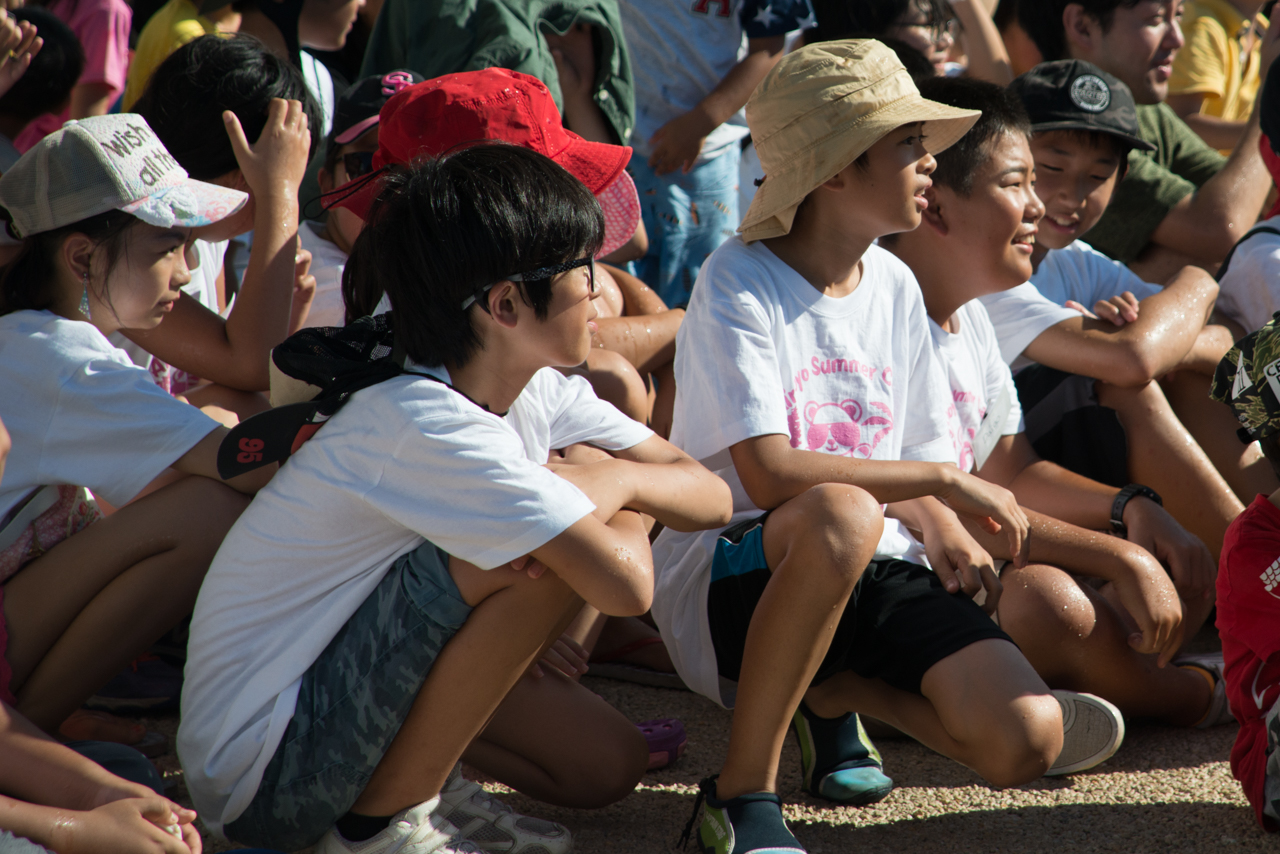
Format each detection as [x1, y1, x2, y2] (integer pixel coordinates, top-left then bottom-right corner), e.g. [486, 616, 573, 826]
[1014, 364, 1128, 488]
[705, 514, 1011, 696]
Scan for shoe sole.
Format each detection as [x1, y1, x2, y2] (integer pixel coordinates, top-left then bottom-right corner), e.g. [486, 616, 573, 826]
[1045, 690, 1124, 776]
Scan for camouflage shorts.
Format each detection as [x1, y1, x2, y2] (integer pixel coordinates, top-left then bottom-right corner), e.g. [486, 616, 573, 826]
[225, 540, 473, 852]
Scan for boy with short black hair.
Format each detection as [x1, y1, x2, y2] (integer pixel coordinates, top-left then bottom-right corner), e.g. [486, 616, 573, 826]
[654, 40, 1071, 854]
[981, 59, 1265, 561]
[888, 74, 1233, 737]
[1209, 319, 1280, 829]
[177, 143, 733, 854]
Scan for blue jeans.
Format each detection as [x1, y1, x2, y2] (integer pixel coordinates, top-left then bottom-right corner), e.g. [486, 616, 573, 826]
[628, 146, 740, 308]
[225, 541, 473, 851]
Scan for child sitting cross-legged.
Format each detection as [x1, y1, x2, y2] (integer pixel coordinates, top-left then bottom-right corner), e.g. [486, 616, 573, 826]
[177, 143, 733, 854]
[885, 76, 1234, 744]
[653, 41, 1078, 854]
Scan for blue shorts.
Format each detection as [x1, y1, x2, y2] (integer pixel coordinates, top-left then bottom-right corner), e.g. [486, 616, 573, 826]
[706, 514, 1012, 695]
[225, 541, 473, 851]
[627, 146, 740, 308]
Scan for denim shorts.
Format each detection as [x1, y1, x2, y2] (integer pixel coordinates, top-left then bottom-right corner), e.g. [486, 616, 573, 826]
[628, 146, 740, 308]
[225, 540, 473, 852]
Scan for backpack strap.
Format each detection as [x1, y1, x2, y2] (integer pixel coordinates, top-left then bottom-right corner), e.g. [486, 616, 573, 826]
[1216, 226, 1280, 282]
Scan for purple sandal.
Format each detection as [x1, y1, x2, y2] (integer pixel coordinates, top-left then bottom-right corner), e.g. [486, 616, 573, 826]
[638, 718, 687, 770]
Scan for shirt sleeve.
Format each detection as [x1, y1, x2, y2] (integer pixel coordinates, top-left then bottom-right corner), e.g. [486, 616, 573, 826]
[900, 303, 957, 464]
[542, 370, 654, 451]
[368, 413, 598, 570]
[1169, 14, 1230, 98]
[741, 0, 815, 38]
[74, 0, 133, 95]
[978, 284, 1081, 365]
[43, 356, 220, 507]
[1081, 243, 1163, 303]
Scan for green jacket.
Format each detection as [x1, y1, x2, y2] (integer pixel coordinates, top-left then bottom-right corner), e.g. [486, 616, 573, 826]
[359, 0, 635, 145]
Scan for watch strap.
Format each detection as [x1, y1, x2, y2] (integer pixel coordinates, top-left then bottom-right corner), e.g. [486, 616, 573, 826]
[1110, 484, 1162, 534]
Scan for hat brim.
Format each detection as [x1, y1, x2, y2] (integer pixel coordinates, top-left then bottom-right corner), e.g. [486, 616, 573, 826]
[120, 177, 248, 230]
[595, 168, 641, 258]
[739, 95, 981, 243]
[1028, 120, 1156, 152]
[327, 137, 634, 223]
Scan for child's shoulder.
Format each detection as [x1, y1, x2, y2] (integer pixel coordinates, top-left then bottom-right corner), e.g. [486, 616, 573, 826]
[0, 310, 124, 364]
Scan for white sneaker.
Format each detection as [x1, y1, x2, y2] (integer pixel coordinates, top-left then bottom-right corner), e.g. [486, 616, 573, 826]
[439, 769, 572, 854]
[1045, 690, 1125, 776]
[316, 795, 481, 854]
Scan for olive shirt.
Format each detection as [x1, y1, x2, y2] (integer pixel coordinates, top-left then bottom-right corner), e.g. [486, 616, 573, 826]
[359, 0, 636, 146]
[1083, 103, 1227, 264]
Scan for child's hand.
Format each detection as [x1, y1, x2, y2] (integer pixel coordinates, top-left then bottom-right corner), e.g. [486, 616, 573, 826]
[529, 634, 591, 679]
[288, 244, 316, 332]
[937, 470, 1030, 568]
[0, 17, 39, 99]
[223, 98, 311, 200]
[508, 554, 548, 579]
[51, 797, 201, 854]
[648, 110, 714, 176]
[1110, 544, 1184, 667]
[545, 23, 596, 106]
[920, 514, 1002, 613]
[1122, 497, 1216, 604]
[1091, 292, 1141, 326]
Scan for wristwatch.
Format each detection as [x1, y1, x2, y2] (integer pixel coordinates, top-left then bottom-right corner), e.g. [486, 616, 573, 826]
[1110, 484, 1163, 535]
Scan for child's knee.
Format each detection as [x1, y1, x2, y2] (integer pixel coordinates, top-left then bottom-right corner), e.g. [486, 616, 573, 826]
[976, 693, 1064, 787]
[784, 483, 883, 562]
[1000, 564, 1097, 640]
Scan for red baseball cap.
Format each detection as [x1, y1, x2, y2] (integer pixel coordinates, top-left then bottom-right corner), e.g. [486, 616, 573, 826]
[327, 68, 636, 253]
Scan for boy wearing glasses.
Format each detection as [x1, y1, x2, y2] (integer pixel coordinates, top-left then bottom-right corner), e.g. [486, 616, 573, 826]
[177, 144, 734, 854]
[305, 70, 424, 328]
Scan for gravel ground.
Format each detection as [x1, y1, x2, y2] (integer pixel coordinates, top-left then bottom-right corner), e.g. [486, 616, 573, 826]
[149, 652, 1271, 854]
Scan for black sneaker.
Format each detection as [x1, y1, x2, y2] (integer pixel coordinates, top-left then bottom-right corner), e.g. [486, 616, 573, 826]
[679, 776, 806, 854]
[791, 702, 893, 805]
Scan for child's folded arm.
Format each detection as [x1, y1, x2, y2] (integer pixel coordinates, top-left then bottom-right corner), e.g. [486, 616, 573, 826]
[528, 510, 653, 618]
[963, 508, 1186, 666]
[1023, 266, 1219, 386]
[887, 496, 1002, 611]
[730, 433, 1029, 565]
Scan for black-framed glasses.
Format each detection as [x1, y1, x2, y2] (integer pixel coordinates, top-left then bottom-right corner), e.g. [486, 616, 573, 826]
[461, 257, 597, 312]
[341, 151, 375, 179]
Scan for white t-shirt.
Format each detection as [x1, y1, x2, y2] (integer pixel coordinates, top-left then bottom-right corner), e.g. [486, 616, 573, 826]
[1031, 240, 1161, 311]
[297, 221, 348, 329]
[650, 238, 953, 706]
[0, 311, 220, 520]
[619, 0, 814, 163]
[978, 283, 1080, 370]
[930, 300, 1025, 473]
[1217, 215, 1280, 333]
[178, 366, 652, 833]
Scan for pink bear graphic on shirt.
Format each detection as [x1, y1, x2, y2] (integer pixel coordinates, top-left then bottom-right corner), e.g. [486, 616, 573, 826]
[792, 399, 894, 458]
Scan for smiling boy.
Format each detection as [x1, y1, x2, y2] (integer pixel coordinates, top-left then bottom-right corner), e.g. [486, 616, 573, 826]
[976, 60, 1262, 561]
[1019, 0, 1278, 276]
[653, 41, 1072, 854]
[886, 75, 1233, 739]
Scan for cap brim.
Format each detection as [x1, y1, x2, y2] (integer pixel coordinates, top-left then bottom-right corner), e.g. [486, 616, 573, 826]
[740, 95, 980, 242]
[120, 178, 248, 229]
[1028, 120, 1156, 152]
[595, 168, 640, 258]
[335, 115, 381, 146]
[555, 136, 631, 195]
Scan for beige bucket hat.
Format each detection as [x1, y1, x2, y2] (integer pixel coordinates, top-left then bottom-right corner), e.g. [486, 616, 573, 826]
[740, 39, 981, 243]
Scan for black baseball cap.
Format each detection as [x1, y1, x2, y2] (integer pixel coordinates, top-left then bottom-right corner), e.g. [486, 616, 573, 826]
[1008, 60, 1156, 153]
[330, 70, 425, 146]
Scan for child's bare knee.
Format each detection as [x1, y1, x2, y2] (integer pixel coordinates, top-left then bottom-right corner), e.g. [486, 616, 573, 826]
[583, 348, 648, 422]
[1000, 565, 1095, 641]
[975, 693, 1063, 787]
[769, 484, 883, 589]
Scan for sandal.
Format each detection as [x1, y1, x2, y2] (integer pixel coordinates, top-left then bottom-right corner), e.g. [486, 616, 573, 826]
[58, 709, 169, 757]
[589, 637, 688, 691]
[638, 718, 687, 770]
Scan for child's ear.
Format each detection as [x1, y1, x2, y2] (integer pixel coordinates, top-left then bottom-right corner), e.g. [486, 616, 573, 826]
[317, 167, 333, 194]
[1062, 4, 1101, 55]
[486, 281, 523, 330]
[922, 185, 948, 235]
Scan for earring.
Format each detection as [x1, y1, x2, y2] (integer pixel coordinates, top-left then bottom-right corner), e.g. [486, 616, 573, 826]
[78, 273, 91, 321]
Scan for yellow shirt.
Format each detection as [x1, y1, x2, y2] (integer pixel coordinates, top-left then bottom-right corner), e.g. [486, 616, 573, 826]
[122, 0, 217, 109]
[1169, 0, 1265, 132]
